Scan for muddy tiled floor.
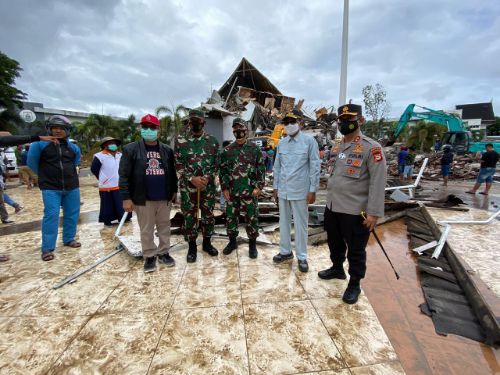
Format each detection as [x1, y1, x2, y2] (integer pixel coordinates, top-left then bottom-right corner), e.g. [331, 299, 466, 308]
[0, 178, 499, 374]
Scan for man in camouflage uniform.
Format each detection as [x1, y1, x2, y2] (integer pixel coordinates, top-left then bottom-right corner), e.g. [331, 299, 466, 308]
[175, 109, 220, 263]
[220, 118, 265, 258]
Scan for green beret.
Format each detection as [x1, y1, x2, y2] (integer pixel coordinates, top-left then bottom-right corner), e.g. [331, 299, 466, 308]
[189, 109, 205, 119]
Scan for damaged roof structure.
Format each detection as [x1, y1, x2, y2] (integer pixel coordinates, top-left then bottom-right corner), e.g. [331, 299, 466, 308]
[210, 57, 338, 146]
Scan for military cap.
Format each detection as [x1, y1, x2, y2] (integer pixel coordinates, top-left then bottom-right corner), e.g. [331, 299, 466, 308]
[232, 117, 247, 127]
[283, 112, 299, 120]
[338, 103, 362, 117]
[189, 109, 205, 119]
[99, 136, 121, 148]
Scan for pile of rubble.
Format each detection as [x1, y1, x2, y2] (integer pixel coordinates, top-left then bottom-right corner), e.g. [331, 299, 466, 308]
[384, 147, 481, 180]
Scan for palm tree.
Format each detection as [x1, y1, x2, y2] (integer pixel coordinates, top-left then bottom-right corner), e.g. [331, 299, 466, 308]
[407, 121, 447, 152]
[116, 114, 139, 144]
[155, 104, 189, 147]
[85, 114, 123, 142]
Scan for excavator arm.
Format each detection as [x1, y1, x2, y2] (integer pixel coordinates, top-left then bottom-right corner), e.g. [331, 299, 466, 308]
[384, 104, 465, 146]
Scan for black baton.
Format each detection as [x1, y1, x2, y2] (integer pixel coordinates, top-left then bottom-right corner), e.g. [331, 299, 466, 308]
[362, 211, 400, 280]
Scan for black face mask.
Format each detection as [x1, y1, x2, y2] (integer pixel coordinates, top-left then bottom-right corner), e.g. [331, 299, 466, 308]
[191, 119, 204, 132]
[338, 120, 359, 135]
[233, 129, 247, 139]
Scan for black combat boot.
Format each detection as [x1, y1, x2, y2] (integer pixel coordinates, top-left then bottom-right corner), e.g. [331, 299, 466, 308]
[342, 278, 361, 304]
[187, 241, 197, 263]
[318, 265, 347, 280]
[248, 239, 258, 259]
[223, 236, 238, 255]
[202, 237, 219, 256]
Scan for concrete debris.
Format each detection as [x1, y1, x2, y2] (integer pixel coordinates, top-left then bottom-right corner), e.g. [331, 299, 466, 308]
[384, 147, 486, 180]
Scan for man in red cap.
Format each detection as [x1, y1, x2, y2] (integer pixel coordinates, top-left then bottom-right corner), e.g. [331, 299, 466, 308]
[119, 114, 178, 272]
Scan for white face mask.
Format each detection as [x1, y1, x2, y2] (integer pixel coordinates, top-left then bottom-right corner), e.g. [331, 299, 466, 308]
[286, 123, 300, 136]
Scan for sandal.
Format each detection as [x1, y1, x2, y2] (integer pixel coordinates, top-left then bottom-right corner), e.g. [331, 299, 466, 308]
[0, 255, 10, 262]
[465, 191, 476, 194]
[41, 252, 55, 261]
[479, 192, 488, 195]
[64, 240, 81, 248]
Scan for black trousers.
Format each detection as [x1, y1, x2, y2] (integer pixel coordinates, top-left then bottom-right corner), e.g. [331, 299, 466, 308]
[324, 208, 370, 280]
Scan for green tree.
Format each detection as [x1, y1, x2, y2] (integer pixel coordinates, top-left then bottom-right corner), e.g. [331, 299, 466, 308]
[407, 121, 447, 152]
[23, 120, 46, 136]
[362, 83, 391, 139]
[0, 51, 27, 132]
[116, 114, 139, 144]
[155, 104, 188, 147]
[488, 117, 500, 136]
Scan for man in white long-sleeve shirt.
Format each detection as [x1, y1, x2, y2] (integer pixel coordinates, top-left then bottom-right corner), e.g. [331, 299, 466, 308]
[272, 112, 321, 272]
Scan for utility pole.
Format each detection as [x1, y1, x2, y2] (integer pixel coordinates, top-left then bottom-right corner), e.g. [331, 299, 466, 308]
[339, 0, 349, 107]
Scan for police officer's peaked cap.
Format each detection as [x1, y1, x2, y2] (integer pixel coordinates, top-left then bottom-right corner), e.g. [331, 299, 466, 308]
[188, 109, 205, 119]
[283, 109, 302, 120]
[232, 117, 247, 127]
[338, 103, 362, 118]
[100, 137, 122, 148]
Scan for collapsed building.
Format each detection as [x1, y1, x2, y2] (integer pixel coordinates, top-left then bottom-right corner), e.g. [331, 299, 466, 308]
[199, 57, 337, 148]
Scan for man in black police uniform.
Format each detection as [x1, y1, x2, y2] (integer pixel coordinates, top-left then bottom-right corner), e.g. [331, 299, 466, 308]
[319, 103, 387, 304]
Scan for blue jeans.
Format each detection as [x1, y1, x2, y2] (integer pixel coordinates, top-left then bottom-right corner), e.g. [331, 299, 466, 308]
[398, 164, 405, 175]
[41, 189, 80, 253]
[3, 193, 16, 208]
[477, 167, 495, 184]
[441, 164, 451, 177]
[403, 165, 414, 178]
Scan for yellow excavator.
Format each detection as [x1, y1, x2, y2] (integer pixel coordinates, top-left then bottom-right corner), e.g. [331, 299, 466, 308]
[249, 123, 287, 150]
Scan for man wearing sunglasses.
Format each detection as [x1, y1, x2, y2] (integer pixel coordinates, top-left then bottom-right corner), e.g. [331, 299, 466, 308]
[119, 114, 178, 272]
[175, 109, 220, 263]
[318, 103, 386, 304]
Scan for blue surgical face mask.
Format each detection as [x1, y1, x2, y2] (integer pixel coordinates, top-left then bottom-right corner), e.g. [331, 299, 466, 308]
[141, 128, 158, 141]
[107, 144, 118, 152]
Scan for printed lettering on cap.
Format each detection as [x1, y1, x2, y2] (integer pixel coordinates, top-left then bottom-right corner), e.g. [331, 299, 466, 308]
[371, 146, 383, 162]
[353, 144, 364, 153]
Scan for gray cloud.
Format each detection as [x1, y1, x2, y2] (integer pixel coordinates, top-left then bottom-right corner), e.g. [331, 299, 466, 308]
[1, 0, 499, 120]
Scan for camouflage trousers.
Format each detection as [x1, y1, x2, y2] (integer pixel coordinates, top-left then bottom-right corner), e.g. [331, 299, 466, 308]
[226, 195, 259, 239]
[180, 187, 215, 241]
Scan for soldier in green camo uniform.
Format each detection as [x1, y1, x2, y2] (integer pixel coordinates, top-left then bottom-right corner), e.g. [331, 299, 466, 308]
[175, 109, 220, 263]
[220, 118, 265, 259]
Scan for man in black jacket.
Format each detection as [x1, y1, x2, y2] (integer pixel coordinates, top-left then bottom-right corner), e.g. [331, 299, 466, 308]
[119, 114, 178, 272]
[27, 115, 82, 261]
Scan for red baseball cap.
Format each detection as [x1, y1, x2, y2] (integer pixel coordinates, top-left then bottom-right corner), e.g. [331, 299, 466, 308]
[140, 114, 160, 127]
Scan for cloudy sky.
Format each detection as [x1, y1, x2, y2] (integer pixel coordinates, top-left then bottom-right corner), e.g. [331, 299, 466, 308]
[1, 0, 499, 120]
